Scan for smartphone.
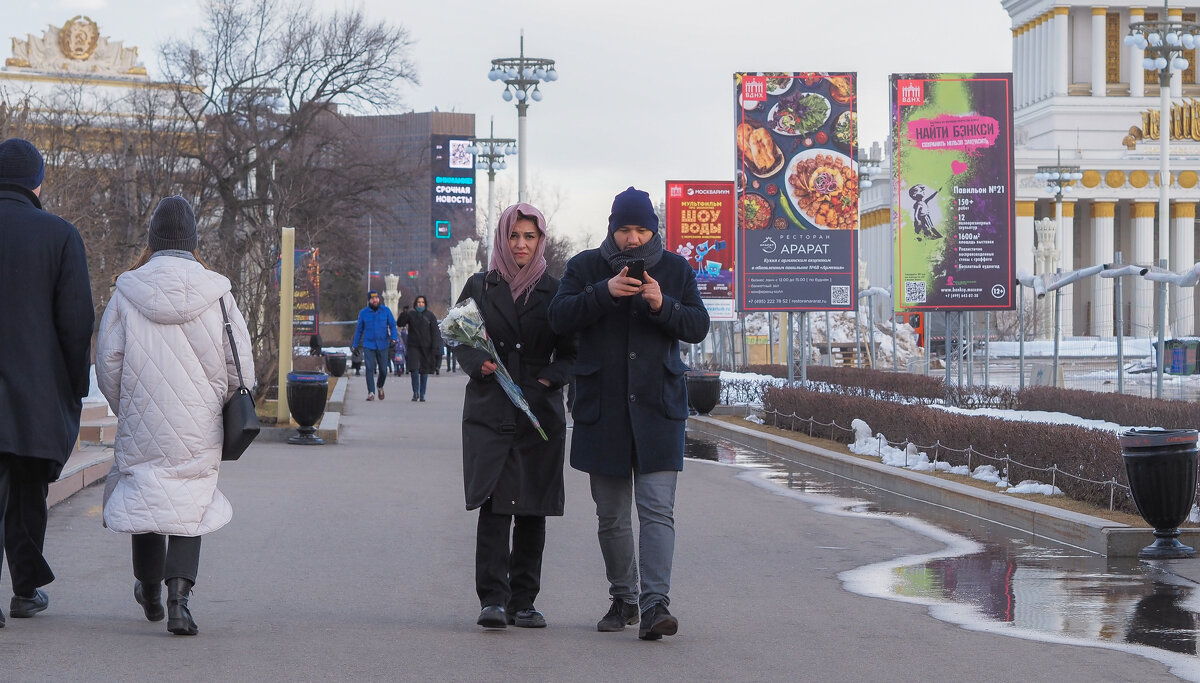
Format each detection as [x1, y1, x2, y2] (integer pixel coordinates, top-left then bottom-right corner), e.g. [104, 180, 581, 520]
[626, 259, 645, 282]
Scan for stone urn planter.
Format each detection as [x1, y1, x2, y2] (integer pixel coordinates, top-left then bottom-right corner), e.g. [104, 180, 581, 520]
[325, 352, 347, 377]
[286, 371, 328, 445]
[1120, 427, 1198, 559]
[685, 370, 721, 416]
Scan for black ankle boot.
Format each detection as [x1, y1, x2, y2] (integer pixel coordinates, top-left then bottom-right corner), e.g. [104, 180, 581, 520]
[166, 578, 197, 635]
[134, 581, 165, 622]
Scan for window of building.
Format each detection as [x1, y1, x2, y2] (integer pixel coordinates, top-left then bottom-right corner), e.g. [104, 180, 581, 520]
[1107, 12, 1123, 84]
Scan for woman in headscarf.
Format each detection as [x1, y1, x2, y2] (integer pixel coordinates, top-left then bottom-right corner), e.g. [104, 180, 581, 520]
[453, 203, 575, 629]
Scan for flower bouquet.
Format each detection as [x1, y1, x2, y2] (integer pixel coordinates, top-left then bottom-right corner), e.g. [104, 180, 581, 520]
[440, 298, 548, 440]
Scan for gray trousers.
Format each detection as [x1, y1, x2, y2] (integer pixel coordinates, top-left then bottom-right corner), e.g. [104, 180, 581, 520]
[589, 470, 678, 611]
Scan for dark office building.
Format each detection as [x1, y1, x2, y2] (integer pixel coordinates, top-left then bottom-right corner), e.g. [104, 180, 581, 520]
[344, 111, 477, 310]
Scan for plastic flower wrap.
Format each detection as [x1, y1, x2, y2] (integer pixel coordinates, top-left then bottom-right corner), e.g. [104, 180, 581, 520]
[440, 298, 548, 440]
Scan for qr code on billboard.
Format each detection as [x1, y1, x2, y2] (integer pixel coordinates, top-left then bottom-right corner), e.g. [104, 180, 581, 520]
[904, 280, 927, 304]
[830, 286, 850, 306]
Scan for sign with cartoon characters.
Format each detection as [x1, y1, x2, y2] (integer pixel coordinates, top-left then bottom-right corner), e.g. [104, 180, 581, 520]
[734, 72, 858, 312]
[664, 180, 736, 321]
[890, 73, 1014, 312]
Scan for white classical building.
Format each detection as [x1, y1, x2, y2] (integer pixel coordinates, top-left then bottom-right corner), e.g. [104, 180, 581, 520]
[862, 1, 1200, 339]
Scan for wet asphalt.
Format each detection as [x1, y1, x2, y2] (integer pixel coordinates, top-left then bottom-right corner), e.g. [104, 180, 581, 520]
[0, 372, 1185, 681]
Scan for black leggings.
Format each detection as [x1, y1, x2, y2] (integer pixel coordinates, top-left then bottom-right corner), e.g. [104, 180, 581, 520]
[131, 533, 201, 584]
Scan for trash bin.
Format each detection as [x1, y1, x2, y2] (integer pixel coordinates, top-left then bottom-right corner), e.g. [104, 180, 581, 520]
[686, 370, 721, 416]
[286, 372, 328, 445]
[1119, 427, 1198, 559]
[325, 352, 347, 377]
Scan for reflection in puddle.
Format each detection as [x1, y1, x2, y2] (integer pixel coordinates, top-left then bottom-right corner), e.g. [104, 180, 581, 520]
[685, 432, 1200, 679]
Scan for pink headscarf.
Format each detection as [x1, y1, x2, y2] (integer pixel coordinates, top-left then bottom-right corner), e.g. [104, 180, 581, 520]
[489, 202, 548, 302]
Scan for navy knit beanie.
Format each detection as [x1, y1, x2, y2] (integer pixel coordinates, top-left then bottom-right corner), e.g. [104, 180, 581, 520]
[0, 138, 45, 191]
[607, 186, 658, 235]
[148, 196, 198, 252]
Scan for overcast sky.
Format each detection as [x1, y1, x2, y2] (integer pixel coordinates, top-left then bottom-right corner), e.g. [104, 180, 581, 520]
[7, 0, 1014, 246]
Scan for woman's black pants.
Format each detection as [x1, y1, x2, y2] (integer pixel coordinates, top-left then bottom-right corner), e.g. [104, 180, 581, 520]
[131, 533, 201, 584]
[475, 498, 546, 612]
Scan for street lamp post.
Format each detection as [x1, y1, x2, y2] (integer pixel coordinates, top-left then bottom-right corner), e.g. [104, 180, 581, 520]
[1126, 4, 1200, 397]
[466, 117, 517, 267]
[488, 32, 557, 203]
[1034, 149, 1083, 345]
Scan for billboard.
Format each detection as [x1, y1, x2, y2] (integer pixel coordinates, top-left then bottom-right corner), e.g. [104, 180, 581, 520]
[430, 135, 476, 241]
[664, 180, 736, 321]
[293, 248, 319, 337]
[734, 72, 859, 312]
[890, 73, 1015, 312]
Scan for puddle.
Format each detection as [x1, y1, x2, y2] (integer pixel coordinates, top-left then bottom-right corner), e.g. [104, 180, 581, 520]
[685, 433, 1200, 680]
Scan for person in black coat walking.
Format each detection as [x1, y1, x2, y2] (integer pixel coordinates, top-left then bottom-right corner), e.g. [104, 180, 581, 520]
[454, 203, 575, 630]
[548, 187, 708, 641]
[396, 295, 441, 401]
[0, 138, 95, 625]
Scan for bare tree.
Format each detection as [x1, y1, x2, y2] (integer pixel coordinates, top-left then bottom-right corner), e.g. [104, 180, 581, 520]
[155, 0, 419, 393]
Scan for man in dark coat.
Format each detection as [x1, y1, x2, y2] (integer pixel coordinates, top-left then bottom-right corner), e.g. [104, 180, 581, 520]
[0, 138, 94, 625]
[548, 187, 708, 641]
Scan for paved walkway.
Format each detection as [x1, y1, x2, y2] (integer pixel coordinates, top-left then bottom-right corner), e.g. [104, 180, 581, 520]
[0, 372, 1185, 681]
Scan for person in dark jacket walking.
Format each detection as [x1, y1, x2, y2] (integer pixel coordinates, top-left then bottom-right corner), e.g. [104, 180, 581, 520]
[548, 187, 708, 641]
[397, 295, 441, 401]
[454, 203, 575, 630]
[351, 290, 397, 401]
[0, 138, 95, 626]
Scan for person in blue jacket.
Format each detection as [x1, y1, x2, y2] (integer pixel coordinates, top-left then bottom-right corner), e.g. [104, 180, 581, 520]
[548, 187, 709, 641]
[351, 290, 398, 401]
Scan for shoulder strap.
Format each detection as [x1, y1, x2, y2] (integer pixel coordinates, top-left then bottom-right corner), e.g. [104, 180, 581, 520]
[219, 297, 248, 389]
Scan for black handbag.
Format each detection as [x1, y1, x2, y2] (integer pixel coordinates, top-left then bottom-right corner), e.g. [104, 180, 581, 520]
[220, 298, 260, 461]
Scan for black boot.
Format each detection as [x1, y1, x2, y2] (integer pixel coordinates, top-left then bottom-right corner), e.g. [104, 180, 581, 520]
[166, 578, 198, 635]
[134, 581, 165, 622]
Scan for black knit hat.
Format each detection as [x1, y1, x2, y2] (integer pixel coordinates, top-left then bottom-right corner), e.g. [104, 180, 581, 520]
[608, 186, 658, 235]
[0, 138, 45, 191]
[148, 196, 198, 252]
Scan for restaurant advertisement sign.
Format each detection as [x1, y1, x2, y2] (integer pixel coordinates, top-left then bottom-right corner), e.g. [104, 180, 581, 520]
[664, 180, 736, 321]
[734, 72, 859, 312]
[890, 73, 1015, 312]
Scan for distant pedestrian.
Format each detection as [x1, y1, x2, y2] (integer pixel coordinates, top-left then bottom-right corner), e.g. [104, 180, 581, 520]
[397, 295, 441, 401]
[351, 290, 397, 401]
[548, 187, 709, 640]
[96, 196, 255, 636]
[0, 138, 95, 627]
[455, 203, 575, 630]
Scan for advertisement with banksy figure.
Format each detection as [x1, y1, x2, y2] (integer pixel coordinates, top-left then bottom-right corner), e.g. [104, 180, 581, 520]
[664, 180, 736, 321]
[891, 73, 1015, 313]
[734, 72, 858, 312]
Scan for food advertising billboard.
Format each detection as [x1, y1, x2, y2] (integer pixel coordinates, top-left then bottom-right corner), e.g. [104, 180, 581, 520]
[430, 135, 476, 240]
[664, 180, 736, 321]
[890, 73, 1014, 312]
[734, 72, 858, 312]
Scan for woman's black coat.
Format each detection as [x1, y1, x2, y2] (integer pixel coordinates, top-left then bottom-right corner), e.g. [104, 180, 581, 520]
[454, 271, 575, 516]
[396, 307, 441, 374]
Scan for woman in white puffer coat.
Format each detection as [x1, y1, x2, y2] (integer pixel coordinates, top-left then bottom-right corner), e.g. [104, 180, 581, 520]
[96, 196, 254, 636]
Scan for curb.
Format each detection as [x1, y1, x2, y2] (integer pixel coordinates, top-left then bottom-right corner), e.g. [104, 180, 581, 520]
[687, 414, 1200, 558]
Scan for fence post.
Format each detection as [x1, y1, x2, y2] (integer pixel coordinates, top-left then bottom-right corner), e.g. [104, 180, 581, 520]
[877, 434, 883, 458]
[1109, 478, 1117, 511]
[1051, 464, 1057, 491]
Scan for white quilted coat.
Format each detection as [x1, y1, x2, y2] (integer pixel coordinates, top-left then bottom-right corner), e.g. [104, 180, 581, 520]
[96, 255, 254, 536]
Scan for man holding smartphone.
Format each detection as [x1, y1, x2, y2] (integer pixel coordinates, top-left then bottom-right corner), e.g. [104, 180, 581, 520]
[549, 186, 709, 641]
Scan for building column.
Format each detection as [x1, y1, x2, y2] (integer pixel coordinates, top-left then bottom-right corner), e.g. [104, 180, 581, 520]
[1091, 201, 1116, 336]
[1020, 23, 1031, 106]
[1058, 201, 1076, 334]
[1132, 201, 1157, 336]
[1038, 13, 1050, 101]
[1172, 202, 1196, 335]
[1171, 8, 1185, 98]
[1130, 7, 1146, 97]
[1016, 200, 1036, 280]
[1093, 7, 1109, 97]
[1055, 7, 1070, 96]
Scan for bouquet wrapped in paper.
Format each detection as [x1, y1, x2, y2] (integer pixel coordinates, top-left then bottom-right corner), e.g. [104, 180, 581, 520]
[440, 298, 548, 440]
